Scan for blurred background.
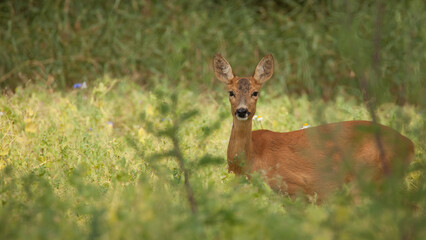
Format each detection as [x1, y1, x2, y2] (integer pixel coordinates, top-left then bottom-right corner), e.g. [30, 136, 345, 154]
[1, 1, 425, 239]
[1, 0, 424, 105]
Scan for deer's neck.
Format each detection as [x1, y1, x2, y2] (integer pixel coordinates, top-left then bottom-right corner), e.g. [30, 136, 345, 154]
[227, 119, 253, 174]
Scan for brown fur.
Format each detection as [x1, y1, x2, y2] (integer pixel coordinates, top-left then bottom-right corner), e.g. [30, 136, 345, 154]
[213, 54, 415, 201]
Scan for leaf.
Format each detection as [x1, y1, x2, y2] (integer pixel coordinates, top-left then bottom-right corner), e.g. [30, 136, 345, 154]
[24, 118, 37, 133]
[198, 154, 224, 166]
[138, 127, 147, 141]
[159, 102, 170, 115]
[0, 146, 9, 156]
[179, 109, 198, 122]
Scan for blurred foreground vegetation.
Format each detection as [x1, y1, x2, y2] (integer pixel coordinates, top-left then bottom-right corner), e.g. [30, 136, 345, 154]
[0, 0, 425, 239]
[1, 80, 425, 239]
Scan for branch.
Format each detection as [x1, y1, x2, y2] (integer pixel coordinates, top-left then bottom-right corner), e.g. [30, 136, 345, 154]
[358, 0, 389, 176]
[171, 134, 198, 214]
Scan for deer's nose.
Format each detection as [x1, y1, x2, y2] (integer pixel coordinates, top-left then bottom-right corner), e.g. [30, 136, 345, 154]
[236, 108, 249, 118]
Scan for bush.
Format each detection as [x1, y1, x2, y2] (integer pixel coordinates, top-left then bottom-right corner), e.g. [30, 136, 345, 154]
[1, 0, 425, 105]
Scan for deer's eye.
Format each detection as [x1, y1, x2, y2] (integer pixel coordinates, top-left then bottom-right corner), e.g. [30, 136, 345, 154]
[252, 92, 259, 97]
[229, 91, 235, 97]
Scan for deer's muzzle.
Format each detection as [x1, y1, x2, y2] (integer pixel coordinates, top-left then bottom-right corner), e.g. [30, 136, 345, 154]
[235, 108, 250, 120]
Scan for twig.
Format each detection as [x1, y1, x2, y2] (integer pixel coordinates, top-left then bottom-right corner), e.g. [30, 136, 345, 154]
[358, 0, 390, 176]
[372, 0, 384, 74]
[171, 134, 198, 214]
[359, 74, 389, 175]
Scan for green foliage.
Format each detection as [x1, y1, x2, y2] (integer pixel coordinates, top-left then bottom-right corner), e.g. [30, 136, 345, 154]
[1, 0, 425, 239]
[1, 0, 425, 106]
[0, 80, 425, 239]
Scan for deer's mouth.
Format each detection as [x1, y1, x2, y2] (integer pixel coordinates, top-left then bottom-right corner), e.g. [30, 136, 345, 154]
[236, 115, 249, 121]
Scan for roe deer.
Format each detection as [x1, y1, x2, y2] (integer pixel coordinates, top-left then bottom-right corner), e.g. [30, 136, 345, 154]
[213, 54, 414, 201]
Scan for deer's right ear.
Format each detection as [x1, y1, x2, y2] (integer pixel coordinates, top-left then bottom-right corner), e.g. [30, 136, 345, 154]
[213, 54, 234, 83]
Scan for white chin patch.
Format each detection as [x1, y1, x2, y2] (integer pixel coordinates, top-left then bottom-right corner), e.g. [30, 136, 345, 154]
[236, 115, 249, 121]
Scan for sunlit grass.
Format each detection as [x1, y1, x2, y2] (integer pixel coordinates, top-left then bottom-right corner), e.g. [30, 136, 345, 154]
[0, 79, 424, 239]
[0, 0, 425, 238]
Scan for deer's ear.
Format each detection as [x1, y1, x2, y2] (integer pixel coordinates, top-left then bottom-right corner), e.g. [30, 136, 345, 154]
[253, 54, 274, 84]
[213, 54, 234, 83]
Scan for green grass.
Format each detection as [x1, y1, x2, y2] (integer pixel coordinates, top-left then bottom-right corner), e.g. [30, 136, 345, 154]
[1, 0, 425, 105]
[1, 79, 425, 239]
[1, 0, 426, 239]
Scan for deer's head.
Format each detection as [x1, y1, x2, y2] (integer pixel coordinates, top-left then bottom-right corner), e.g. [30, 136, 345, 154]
[213, 54, 274, 121]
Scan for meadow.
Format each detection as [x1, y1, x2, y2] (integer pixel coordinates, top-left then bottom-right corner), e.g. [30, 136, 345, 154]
[1, 0, 425, 239]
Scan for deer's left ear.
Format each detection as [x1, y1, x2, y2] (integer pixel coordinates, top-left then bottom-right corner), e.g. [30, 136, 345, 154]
[253, 54, 274, 84]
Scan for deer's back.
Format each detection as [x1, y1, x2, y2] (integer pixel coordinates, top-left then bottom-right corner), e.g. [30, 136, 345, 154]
[250, 121, 414, 198]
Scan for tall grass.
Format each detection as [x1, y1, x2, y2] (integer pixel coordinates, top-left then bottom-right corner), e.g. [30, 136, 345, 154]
[1, 0, 425, 106]
[1, 78, 425, 239]
[1, 0, 425, 239]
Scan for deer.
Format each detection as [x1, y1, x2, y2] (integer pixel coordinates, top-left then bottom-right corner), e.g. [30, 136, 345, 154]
[213, 54, 415, 201]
